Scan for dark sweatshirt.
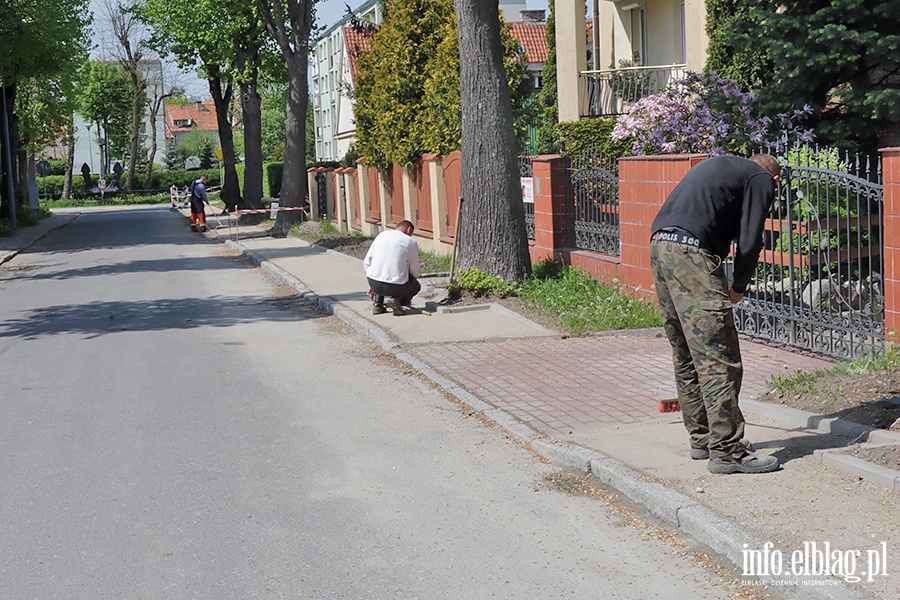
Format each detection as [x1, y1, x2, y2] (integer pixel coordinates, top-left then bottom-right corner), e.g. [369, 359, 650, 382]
[651, 155, 777, 294]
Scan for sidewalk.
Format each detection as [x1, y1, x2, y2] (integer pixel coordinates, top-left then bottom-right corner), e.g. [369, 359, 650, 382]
[212, 221, 897, 600]
[9, 211, 899, 599]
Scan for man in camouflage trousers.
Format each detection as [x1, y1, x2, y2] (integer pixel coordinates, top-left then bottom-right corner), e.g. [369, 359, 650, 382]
[650, 154, 781, 474]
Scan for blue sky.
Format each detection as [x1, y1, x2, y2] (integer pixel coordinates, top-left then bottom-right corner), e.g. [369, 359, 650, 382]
[314, 0, 552, 32]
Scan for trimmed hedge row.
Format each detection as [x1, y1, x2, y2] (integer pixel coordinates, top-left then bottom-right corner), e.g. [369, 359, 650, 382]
[36, 169, 222, 198]
[39, 161, 340, 200]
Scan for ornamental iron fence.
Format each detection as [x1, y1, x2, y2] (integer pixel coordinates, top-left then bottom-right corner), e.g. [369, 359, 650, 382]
[566, 146, 620, 256]
[734, 148, 884, 360]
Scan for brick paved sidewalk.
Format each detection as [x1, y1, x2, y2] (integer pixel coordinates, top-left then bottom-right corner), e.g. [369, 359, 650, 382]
[410, 334, 834, 437]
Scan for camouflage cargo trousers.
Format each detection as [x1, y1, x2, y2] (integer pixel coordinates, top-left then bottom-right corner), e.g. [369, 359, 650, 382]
[650, 239, 745, 458]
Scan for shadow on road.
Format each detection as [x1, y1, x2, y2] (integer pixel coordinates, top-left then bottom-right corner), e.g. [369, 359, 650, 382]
[0, 294, 326, 340]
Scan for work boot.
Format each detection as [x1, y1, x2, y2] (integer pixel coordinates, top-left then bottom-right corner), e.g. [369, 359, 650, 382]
[690, 439, 753, 461]
[708, 449, 779, 474]
[372, 301, 387, 315]
[387, 297, 405, 316]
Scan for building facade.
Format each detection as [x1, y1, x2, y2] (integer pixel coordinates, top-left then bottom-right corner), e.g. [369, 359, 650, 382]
[556, 0, 708, 121]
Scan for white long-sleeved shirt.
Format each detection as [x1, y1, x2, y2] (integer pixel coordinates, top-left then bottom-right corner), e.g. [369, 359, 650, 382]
[363, 229, 420, 284]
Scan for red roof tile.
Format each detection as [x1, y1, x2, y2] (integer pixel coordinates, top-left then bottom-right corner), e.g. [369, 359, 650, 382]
[507, 21, 548, 65]
[164, 99, 222, 139]
[343, 26, 374, 80]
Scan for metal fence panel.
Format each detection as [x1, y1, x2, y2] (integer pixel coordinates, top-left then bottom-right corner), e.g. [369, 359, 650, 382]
[734, 150, 884, 360]
[567, 147, 620, 256]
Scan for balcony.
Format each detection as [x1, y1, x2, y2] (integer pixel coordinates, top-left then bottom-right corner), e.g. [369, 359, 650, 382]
[580, 64, 687, 118]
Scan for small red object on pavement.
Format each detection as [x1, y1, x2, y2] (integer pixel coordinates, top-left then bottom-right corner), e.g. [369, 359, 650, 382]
[658, 399, 681, 413]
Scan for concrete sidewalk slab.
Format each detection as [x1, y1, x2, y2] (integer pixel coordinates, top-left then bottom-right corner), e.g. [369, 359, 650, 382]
[235, 235, 556, 344]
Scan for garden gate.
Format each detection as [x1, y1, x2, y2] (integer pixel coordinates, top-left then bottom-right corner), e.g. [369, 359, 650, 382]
[733, 151, 884, 360]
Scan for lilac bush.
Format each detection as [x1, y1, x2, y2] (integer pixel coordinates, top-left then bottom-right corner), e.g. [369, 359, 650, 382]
[611, 71, 814, 155]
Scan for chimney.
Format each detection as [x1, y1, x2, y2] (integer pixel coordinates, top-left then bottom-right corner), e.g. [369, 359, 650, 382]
[520, 10, 546, 23]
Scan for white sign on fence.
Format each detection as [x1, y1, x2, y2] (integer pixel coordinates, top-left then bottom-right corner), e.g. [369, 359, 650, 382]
[520, 177, 534, 204]
[270, 202, 279, 220]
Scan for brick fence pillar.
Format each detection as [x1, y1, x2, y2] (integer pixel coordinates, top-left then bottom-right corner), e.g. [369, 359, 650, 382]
[618, 154, 707, 299]
[531, 155, 570, 261]
[881, 147, 900, 340]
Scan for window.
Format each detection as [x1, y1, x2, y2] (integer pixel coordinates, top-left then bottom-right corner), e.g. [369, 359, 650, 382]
[631, 8, 647, 65]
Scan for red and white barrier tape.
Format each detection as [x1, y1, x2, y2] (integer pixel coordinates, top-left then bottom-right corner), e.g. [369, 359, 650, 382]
[234, 206, 308, 214]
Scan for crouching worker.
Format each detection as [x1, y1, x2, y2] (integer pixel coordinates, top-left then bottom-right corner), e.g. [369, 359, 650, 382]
[363, 220, 420, 316]
[189, 175, 209, 232]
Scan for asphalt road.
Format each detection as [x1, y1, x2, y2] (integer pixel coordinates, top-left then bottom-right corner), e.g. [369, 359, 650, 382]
[0, 206, 760, 599]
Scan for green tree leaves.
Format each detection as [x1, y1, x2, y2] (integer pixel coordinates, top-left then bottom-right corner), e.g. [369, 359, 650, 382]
[708, 0, 900, 153]
[353, 0, 531, 168]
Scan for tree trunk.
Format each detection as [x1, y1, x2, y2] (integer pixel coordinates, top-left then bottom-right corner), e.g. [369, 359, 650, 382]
[271, 51, 309, 235]
[143, 96, 163, 190]
[236, 46, 264, 209]
[453, 0, 531, 283]
[62, 112, 75, 199]
[208, 74, 241, 208]
[0, 84, 17, 218]
[126, 70, 144, 191]
[16, 149, 28, 209]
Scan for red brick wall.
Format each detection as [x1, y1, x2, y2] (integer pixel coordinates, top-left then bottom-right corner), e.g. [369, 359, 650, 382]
[882, 148, 900, 339]
[530, 153, 707, 301]
[618, 154, 707, 299]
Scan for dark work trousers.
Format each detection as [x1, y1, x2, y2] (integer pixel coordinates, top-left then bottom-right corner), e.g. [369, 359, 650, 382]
[650, 239, 745, 459]
[368, 276, 421, 306]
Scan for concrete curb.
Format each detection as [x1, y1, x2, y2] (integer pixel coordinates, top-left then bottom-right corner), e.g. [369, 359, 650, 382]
[224, 236, 866, 600]
[1, 213, 80, 266]
[814, 444, 900, 492]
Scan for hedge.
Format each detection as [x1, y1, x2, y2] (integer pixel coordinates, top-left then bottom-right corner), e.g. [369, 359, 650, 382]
[36, 168, 221, 199]
[558, 119, 633, 159]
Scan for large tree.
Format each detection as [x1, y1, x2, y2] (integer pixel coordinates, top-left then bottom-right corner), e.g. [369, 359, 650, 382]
[0, 0, 89, 220]
[715, 0, 900, 153]
[230, 2, 279, 209]
[76, 60, 134, 178]
[453, 0, 530, 283]
[101, 0, 148, 191]
[141, 0, 242, 206]
[142, 63, 182, 188]
[257, 0, 315, 235]
[704, 0, 775, 93]
[353, 0, 532, 167]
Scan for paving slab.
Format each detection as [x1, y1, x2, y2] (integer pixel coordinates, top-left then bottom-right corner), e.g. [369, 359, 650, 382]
[236, 235, 556, 344]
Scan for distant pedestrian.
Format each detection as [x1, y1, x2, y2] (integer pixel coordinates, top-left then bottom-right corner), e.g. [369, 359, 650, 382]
[650, 154, 782, 474]
[364, 220, 420, 316]
[189, 175, 209, 232]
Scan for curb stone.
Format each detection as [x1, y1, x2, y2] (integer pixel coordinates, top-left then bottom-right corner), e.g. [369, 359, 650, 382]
[814, 444, 900, 492]
[1, 213, 79, 265]
[224, 235, 866, 600]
